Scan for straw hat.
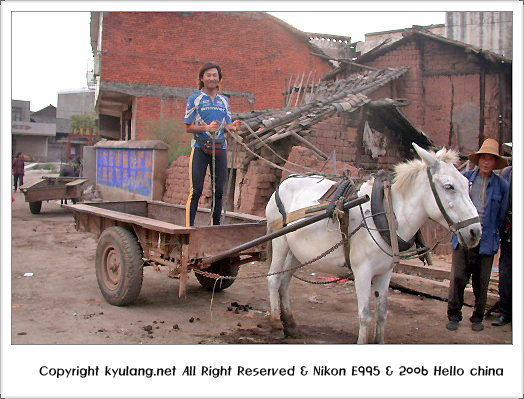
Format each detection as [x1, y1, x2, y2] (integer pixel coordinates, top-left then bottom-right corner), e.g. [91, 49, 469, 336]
[468, 138, 507, 170]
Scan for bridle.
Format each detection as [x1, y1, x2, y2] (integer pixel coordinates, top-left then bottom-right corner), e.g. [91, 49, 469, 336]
[426, 167, 480, 233]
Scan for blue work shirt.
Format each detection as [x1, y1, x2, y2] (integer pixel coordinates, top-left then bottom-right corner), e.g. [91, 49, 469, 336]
[452, 168, 510, 255]
[183, 92, 232, 149]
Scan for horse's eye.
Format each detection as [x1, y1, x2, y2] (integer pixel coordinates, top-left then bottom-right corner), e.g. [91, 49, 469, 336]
[444, 184, 454, 190]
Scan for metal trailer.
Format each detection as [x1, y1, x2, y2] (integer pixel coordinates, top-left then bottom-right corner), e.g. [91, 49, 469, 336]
[63, 195, 368, 306]
[20, 176, 89, 214]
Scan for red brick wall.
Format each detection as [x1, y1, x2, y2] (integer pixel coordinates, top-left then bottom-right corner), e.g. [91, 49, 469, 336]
[364, 40, 424, 127]
[360, 37, 505, 152]
[308, 113, 358, 164]
[100, 12, 332, 113]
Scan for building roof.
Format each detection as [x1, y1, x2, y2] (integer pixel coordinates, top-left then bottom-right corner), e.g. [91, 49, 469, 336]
[232, 66, 431, 162]
[357, 25, 512, 65]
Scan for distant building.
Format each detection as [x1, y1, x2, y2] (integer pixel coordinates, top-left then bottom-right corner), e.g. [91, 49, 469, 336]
[356, 24, 445, 55]
[445, 11, 512, 59]
[56, 89, 96, 119]
[12, 100, 56, 161]
[356, 11, 512, 60]
[307, 32, 355, 60]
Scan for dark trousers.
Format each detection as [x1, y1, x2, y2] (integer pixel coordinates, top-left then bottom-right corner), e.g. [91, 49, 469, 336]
[13, 174, 24, 190]
[447, 245, 494, 323]
[186, 147, 227, 227]
[498, 239, 512, 318]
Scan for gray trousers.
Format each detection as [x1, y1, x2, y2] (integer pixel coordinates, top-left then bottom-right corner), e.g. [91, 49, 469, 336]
[447, 245, 494, 323]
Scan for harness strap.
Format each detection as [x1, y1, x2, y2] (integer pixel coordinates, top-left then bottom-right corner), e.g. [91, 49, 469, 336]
[383, 180, 400, 265]
[271, 176, 357, 231]
[371, 171, 415, 251]
[426, 168, 480, 232]
[274, 182, 288, 227]
[271, 203, 327, 231]
[334, 197, 352, 271]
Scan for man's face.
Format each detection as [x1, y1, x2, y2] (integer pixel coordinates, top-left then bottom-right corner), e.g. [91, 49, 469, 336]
[201, 68, 220, 90]
[478, 154, 497, 177]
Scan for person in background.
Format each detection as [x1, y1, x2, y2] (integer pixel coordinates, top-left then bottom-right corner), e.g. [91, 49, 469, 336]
[446, 138, 509, 332]
[12, 152, 25, 191]
[59, 158, 81, 177]
[492, 164, 512, 326]
[183, 62, 241, 227]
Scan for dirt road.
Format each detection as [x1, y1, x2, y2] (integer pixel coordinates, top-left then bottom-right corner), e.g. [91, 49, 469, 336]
[10, 170, 512, 345]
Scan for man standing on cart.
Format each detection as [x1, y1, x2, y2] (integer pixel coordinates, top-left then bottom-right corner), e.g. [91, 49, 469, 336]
[183, 62, 241, 227]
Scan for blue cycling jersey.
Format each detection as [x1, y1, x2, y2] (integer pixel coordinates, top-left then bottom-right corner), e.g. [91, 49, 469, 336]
[183, 92, 232, 149]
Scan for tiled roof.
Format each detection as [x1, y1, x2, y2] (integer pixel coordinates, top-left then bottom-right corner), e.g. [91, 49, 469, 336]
[232, 66, 430, 160]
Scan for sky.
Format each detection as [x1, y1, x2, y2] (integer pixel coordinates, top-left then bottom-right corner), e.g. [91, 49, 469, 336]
[9, 10, 446, 113]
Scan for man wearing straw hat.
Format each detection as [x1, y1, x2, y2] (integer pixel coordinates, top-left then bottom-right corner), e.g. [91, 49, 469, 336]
[446, 138, 510, 332]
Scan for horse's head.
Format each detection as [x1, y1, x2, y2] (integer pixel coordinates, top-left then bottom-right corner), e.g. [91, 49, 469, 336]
[413, 143, 482, 249]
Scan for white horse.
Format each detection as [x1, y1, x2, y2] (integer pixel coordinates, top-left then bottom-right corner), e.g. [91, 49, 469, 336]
[265, 143, 481, 344]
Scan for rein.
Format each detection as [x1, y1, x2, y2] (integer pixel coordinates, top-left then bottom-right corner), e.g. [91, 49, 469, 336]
[360, 166, 480, 263]
[426, 168, 480, 233]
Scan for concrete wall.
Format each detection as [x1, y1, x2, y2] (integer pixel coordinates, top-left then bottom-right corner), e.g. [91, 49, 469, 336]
[445, 11, 512, 59]
[57, 90, 96, 119]
[12, 135, 49, 161]
[94, 140, 168, 201]
[82, 146, 97, 188]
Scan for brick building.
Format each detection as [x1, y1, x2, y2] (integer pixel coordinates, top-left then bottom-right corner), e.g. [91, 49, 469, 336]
[163, 67, 432, 217]
[89, 12, 333, 141]
[354, 26, 512, 156]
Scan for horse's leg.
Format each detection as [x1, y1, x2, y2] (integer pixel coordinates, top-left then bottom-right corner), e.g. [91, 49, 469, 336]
[354, 270, 373, 344]
[279, 252, 300, 337]
[267, 237, 289, 339]
[372, 270, 393, 344]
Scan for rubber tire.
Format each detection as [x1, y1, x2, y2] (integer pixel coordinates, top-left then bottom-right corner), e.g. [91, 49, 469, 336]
[95, 226, 144, 306]
[29, 201, 42, 214]
[195, 257, 239, 291]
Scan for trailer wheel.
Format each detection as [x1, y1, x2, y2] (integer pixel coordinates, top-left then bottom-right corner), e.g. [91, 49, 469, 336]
[29, 201, 42, 214]
[95, 226, 143, 306]
[195, 257, 240, 291]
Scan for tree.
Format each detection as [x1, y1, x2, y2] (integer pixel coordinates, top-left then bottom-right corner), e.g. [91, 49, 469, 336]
[71, 113, 98, 132]
[143, 116, 190, 166]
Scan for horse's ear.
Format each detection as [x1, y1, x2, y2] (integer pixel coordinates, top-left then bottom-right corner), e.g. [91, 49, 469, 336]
[413, 143, 438, 168]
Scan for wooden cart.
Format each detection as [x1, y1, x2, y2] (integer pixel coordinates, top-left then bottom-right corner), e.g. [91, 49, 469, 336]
[63, 195, 369, 306]
[20, 176, 88, 214]
[62, 201, 268, 305]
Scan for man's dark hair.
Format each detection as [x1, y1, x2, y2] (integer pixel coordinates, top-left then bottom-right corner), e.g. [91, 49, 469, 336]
[198, 62, 222, 90]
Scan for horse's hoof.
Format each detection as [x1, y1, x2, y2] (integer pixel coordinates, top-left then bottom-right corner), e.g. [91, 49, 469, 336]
[270, 329, 285, 340]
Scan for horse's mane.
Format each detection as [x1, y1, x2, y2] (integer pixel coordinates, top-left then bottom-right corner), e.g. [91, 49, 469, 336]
[392, 147, 459, 195]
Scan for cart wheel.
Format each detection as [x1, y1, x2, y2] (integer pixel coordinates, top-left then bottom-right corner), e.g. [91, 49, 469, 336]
[195, 257, 239, 291]
[95, 226, 143, 306]
[29, 201, 42, 214]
